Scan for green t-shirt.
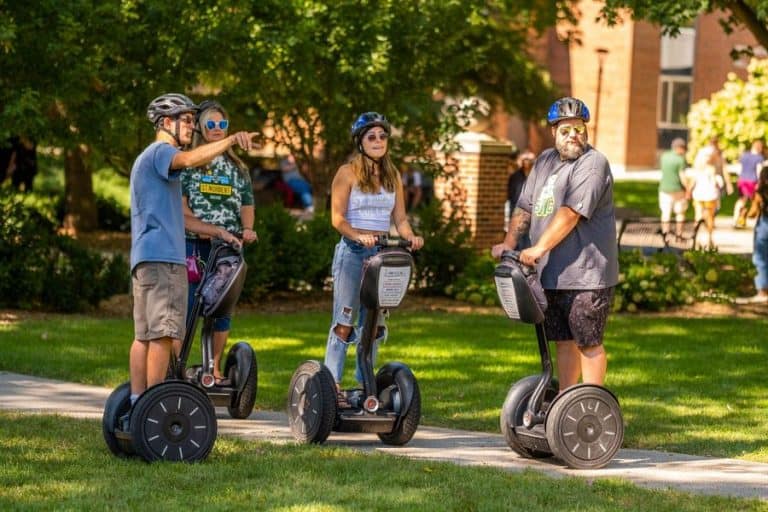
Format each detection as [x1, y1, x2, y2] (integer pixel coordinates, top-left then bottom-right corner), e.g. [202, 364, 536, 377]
[181, 154, 254, 238]
[659, 150, 687, 193]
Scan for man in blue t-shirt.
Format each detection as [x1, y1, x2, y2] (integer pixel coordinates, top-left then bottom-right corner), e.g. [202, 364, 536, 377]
[127, 93, 258, 411]
[734, 139, 764, 228]
[492, 97, 618, 391]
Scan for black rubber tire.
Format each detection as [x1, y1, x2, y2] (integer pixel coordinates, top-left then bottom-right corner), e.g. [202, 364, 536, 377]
[545, 385, 624, 469]
[102, 381, 133, 457]
[130, 382, 217, 462]
[377, 370, 421, 446]
[286, 360, 337, 444]
[500, 375, 557, 458]
[224, 342, 258, 419]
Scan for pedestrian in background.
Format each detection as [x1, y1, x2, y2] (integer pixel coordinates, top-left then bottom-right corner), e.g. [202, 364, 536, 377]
[658, 137, 689, 238]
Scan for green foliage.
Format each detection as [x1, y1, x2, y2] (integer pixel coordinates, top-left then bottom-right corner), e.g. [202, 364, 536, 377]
[411, 201, 476, 294]
[598, 1, 768, 50]
[242, 206, 336, 300]
[0, 190, 128, 312]
[614, 249, 755, 312]
[687, 59, 768, 163]
[444, 254, 500, 306]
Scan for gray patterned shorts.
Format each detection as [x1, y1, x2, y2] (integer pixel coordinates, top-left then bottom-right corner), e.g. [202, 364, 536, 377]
[543, 287, 614, 348]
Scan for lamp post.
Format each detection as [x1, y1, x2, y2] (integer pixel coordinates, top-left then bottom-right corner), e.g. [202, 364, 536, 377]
[594, 47, 609, 148]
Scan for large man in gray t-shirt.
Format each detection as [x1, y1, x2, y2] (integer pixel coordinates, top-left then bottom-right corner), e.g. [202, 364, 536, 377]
[492, 97, 618, 391]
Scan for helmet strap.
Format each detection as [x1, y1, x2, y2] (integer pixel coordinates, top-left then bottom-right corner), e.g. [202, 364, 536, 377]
[159, 118, 184, 147]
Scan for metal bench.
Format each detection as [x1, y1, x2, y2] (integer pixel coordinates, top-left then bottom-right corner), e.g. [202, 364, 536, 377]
[617, 217, 703, 254]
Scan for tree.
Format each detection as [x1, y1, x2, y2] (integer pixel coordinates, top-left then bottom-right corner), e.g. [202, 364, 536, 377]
[0, 1, 247, 231]
[212, 1, 567, 205]
[598, 1, 768, 54]
[1, 0, 568, 227]
[686, 58, 768, 162]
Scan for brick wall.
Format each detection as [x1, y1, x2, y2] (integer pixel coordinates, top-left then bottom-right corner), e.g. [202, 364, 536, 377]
[437, 132, 513, 250]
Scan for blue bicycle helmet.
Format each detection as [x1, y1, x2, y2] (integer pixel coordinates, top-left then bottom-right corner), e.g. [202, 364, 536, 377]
[547, 97, 590, 125]
[351, 112, 391, 149]
[147, 93, 198, 126]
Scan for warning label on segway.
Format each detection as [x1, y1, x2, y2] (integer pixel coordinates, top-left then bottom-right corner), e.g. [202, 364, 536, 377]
[378, 266, 411, 307]
[495, 276, 520, 320]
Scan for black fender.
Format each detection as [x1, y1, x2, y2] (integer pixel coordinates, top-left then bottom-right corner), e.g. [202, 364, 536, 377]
[546, 383, 620, 415]
[226, 341, 256, 395]
[376, 362, 417, 417]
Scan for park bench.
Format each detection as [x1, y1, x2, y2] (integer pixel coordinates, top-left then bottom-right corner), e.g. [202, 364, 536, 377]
[617, 217, 703, 255]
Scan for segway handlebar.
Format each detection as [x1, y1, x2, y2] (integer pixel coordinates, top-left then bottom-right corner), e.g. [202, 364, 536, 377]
[500, 250, 537, 277]
[373, 235, 412, 248]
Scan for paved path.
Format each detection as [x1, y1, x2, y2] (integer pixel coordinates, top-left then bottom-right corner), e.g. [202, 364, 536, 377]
[1, 372, 766, 501]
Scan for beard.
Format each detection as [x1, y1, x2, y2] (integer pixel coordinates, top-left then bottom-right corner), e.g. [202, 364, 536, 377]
[555, 138, 586, 160]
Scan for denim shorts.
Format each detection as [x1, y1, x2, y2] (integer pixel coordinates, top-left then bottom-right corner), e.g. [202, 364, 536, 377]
[543, 288, 614, 348]
[330, 237, 384, 329]
[132, 262, 187, 341]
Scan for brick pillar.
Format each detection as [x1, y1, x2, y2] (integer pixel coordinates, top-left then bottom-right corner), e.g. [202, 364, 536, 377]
[436, 132, 513, 250]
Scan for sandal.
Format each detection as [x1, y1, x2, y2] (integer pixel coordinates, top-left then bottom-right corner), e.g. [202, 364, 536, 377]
[214, 376, 232, 387]
[336, 390, 351, 409]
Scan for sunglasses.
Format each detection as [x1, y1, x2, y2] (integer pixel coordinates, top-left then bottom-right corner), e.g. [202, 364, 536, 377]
[205, 119, 229, 130]
[557, 125, 586, 137]
[365, 132, 388, 142]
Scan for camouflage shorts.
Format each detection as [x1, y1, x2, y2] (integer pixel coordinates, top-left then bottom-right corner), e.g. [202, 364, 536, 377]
[543, 287, 614, 348]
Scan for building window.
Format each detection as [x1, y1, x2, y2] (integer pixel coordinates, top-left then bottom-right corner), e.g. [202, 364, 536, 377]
[658, 76, 692, 128]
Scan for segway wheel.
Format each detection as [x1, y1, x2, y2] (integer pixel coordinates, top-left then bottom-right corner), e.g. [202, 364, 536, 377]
[102, 381, 134, 457]
[377, 369, 421, 446]
[224, 342, 258, 419]
[130, 381, 217, 462]
[545, 385, 624, 469]
[500, 375, 558, 458]
[287, 360, 336, 444]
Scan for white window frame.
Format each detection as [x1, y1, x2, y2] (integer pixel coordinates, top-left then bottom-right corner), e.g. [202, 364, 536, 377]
[657, 75, 692, 129]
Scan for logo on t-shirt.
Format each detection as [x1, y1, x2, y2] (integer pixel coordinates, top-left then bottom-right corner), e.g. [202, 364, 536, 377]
[534, 174, 558, 217]
[199, 174, 232, 196]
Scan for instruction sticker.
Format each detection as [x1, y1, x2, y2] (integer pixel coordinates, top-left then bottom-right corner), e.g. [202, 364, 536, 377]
[495, 276, 520, 320]
[378, 266, 411, 307]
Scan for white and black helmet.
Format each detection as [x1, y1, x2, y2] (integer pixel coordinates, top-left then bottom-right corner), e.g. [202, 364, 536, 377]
[146, 93, 198, 126]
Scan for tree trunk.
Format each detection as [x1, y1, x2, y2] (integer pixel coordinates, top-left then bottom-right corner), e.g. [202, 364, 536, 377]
[62, 146, 98, 233]
[729, 1, 768, 53]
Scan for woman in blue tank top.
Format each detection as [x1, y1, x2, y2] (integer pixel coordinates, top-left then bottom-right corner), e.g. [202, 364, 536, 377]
[324, 112, 424, 405]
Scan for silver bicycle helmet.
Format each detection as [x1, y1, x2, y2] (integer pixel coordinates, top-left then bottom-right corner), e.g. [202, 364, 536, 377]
[147, 93, 198, 126]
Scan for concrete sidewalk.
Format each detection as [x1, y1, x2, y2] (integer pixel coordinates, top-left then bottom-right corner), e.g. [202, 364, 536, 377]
[1, 371, 765, 501]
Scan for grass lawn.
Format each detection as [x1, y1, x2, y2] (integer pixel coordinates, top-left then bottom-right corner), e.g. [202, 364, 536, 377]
[1, 309, 765, 463]
[1, 412, 764, 511]
[614, 179, 739, 218]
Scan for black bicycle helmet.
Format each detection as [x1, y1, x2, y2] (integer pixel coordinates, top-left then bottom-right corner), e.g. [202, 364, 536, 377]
[351, 112, 391, 149]
[146, 93, 198, 126]
[195, 99, 225, 124]
[546, 97, 590, 125]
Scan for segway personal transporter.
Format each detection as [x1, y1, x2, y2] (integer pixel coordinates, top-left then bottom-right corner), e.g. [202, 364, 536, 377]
[287, 236, 420, 445]
[494, 251, 623, 469]
[103, 239, 255, 462]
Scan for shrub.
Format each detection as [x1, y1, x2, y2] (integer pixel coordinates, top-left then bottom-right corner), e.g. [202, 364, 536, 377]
[0, 190, 129, 312]
[242, 205, 336, 300]
[411, 201, 476, 294]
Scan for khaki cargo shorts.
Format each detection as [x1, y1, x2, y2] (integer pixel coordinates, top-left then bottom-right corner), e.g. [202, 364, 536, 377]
[132, 262, 187, 341]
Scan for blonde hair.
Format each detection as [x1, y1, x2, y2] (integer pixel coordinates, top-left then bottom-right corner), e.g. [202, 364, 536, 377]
[192, 105, 248, 174]
[349, 152, 400, 193]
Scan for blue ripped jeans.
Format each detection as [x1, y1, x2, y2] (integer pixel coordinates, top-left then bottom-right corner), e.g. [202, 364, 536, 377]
[324, 237, 387, 384]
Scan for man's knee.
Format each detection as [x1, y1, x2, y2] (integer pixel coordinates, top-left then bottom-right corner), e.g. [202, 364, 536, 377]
[579, 344, 605, 358]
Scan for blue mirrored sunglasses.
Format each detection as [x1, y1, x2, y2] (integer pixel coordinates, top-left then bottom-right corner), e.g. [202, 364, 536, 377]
[205, 119, 229, 130]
